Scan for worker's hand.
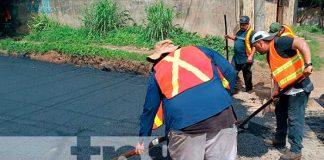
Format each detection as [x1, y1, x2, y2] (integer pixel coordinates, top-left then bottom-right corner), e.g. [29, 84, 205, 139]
[271, 89, 280, 100]
[135, 143, 145, 154]
[247, 55, 253, 63]
[224, 35, 229, 39]
[303, 66, 313, 77]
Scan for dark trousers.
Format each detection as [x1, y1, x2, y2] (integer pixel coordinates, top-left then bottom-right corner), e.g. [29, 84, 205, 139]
[233, 63, 253, 91]
[275, 91, 310, 153]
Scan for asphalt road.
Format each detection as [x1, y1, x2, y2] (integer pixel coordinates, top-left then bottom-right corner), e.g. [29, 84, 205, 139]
[0, 55, 165, 137]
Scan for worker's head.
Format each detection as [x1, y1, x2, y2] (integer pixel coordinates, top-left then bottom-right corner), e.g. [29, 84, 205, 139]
[251, 31, 275, 54]
[239, 16, 250, 31]
[269, 22, 283, 37]
[146, 39, 179, 63]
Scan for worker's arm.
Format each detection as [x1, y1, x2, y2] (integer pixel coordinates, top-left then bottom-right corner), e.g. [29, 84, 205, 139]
[225, 35, 236, 41]
[292, 37, 312, 77]
[272, 80, 280, 98]
[247, 46, 256, 63]
[198, 46, 237, 95]
[139, 73, 162, 137]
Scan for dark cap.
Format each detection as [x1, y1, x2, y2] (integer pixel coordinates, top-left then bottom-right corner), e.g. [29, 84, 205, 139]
[240, 16, 250, 24]
[269, 22, 282, 35]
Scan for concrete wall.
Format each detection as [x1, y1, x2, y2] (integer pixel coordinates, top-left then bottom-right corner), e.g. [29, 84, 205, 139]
[15, 0, 297, 36]
[48, 0, 91, 27]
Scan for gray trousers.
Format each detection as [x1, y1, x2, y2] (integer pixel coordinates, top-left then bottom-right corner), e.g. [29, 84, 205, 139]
[168, 127, 237, 160]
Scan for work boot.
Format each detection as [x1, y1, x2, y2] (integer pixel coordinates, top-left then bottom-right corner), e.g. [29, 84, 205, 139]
[279, 150, 302, 160]
[264, 137, 286, 147]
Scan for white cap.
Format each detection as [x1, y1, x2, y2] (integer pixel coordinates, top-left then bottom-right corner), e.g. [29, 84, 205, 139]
[251, 31, 275, 44]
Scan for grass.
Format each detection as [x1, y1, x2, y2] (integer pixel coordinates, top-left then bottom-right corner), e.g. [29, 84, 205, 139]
[28, 13, 60, 32]
[304, 37, 323, 70]
[0, 37, 148, 62]
[293, 25, 324, 35]
[294, 26, 324, 70]
[104, 26, 152, 48]
[0, 24, 230, 62]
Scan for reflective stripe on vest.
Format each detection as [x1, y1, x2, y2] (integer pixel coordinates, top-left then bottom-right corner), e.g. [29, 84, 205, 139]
[245, 28, 253, 56]
[281, 25, 295, 37]
[216, 66, 230, 90]
[269, 40, 304, 89]
[153, 103, 163, 130]
[154, 46, 214, 99]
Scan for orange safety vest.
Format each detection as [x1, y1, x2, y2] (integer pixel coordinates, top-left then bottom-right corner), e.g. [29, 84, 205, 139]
[245, 28, 254, 56]
[280, 25, 295, 37]
[152, 66, 230, 129]
[269, 40, 304, 89]
[152, 46, 214, 129]
[152, 69, 230, 129]
[154, 46, 214, 99]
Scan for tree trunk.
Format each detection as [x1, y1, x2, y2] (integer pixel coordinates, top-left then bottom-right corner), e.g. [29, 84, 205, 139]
[254, 0, 265, 31]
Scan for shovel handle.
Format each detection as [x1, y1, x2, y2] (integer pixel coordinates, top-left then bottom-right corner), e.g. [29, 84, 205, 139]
[237, 77, 305, 129]
[237, 98, 274, 128]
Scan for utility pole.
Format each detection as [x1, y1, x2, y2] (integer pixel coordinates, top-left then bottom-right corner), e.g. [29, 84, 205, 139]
[254, 0, 265, 31]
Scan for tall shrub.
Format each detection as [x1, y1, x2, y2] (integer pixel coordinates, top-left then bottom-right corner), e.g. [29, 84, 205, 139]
[145, 1, 175, 41]
[82, 0, 133, 36]
[28, 13, 59, 32]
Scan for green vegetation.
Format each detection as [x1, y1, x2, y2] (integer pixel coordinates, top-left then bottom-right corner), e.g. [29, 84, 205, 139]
[304, 37, 323, 69]
[293, 25, 324, 35]
[82, 0, 133, 36]
[145, 1, 175, 41]
[0, 21, 232, 62]
[28, 13, 59, 32]
[0, 38, 147, 62]
[294, 26, 324, 69]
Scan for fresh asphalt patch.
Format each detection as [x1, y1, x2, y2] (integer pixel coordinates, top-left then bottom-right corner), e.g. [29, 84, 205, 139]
[0, 55, 165, 137]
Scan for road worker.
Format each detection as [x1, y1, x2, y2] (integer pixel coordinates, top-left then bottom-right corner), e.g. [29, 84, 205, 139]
[225, 16, 256, 92]
[251, 31, 313, 160]
[137, 39, 238, 160]
[269, 22, 296, 38]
